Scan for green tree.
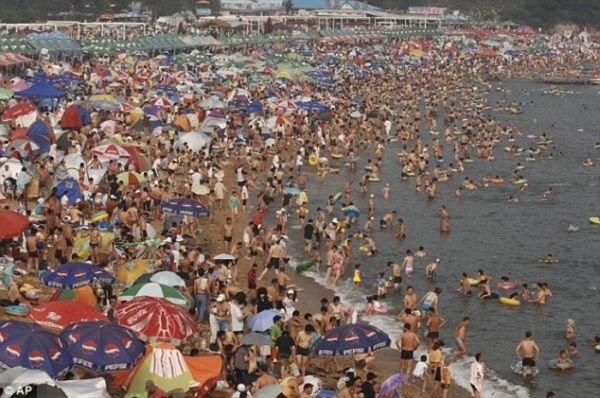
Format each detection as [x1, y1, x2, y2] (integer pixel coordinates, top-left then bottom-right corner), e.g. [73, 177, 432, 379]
[283, 0, 295, 14]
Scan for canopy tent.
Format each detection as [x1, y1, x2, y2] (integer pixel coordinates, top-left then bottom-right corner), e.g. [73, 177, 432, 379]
[60, 105, 91, 130]
[0, 52, 34, 68]
[15, 80, 66, 99]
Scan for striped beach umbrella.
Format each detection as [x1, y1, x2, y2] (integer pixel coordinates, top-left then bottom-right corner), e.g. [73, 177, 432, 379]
[119, 282, 189, 307]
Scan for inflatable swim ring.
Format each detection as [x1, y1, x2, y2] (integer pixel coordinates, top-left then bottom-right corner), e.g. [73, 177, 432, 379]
[211, 146, 224, 153]
[389, 137, 399, 142]
[5, 305, 28, 316]
[537, 140, 554, 145]
[548, 360, 574, 370]
[525, 157, 536, 162]
[594, 345, 600, 352]
[467, 278, 480, 286]
[368, 176, 380, 182]
[498, 283, 518, 290]
[364, 166, 374, 172]
[348, 156, 360, 162]
[308, 154, 318, 166]
[511, 361, 539, 376]
[589, 217, 600, 225]
[296, 260, 314, 273]
[489, 178, 504, 185]
[499, 297, 520, 306]
[332, 192, 343, 204]
[89, 210, 109, 223]
[463, 159, 474, 164]
[331, 153, 344, 159]
[512, 179, 527, 185]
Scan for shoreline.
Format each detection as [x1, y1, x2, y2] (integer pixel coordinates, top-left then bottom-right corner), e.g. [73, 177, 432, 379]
[212, 152, 473, 398]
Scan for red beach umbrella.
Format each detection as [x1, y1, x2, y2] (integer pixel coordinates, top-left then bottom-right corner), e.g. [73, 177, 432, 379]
[0, 210, 29, 238]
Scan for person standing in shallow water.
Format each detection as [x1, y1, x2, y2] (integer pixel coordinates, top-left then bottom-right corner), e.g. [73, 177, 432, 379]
[515, 331, 540, 378]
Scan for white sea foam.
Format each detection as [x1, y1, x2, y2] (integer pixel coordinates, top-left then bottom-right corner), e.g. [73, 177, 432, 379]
[295, 261, 530, 398]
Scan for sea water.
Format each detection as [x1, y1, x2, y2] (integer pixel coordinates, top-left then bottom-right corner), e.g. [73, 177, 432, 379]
[285, 81, 600, 398]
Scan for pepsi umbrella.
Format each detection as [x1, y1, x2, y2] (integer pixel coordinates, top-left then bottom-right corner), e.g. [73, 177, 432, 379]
[249, 310, 282, 332]
[311, 323, 391, 356]
[379, 373, 411, 397]
[0, 320, 73, 378]
[41, 262, 115, 289]
[161, 197, 210, 217]
[61, 321, 145, 372]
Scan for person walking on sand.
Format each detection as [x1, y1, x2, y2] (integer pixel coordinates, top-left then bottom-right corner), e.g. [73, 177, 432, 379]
[470, 353, 485, 398]
[396, 323, 420, 374]
[515, 331, 540, 378]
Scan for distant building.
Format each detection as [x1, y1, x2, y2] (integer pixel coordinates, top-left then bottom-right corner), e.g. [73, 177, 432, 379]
[293, 0, 381, 11]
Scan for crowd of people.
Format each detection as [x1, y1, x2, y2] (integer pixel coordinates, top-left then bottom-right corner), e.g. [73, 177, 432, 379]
[0, 23, 597, 398]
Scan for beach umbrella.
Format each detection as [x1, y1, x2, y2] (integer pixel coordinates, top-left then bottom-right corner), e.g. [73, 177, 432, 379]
[133, 271, 185, 288]
[177, 131, 212, 153]
[378, 373, 411, 397]
[61, 321, 145, 372]
[161, 197, 210, 217]
[0, 210, 29, 239]
[91, 100, 120, 111]
[116, 171, 146, 187]
[92, 143, 130, 163]
[240, 332, 272, 346]
[276, 100, 297, 110]
[119, 282, 189, 307]
[115, 259, 152, 286]
[255, 384, 284, 398]
[249, 309, 282, 332]
[28, 301, 109, 331]
[0, 320, 73, 378]
[2, 103, 36, 120]
[6, 138, 39, 156]
[0, 88, 13, 100]
[148, 97, 173, 108]
[311, 323, 391, 356]
[116, 297, 197, 343]
[41, 262, 115, 289]
[213, 253, 236, 261]
[0, 366, 54, 390]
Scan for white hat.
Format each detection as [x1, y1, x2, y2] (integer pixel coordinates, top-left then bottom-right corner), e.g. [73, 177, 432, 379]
[176, 235, 184, 242]
[331, 218, 339, 224]
[163, 237, 172, 243]
[189, 169, 194, 174]
[287, 289, 294, 294]
[435, 258, 440, 263]
[216, 294, 226, 302]
[236, 384, 246, 392]
[370, 194, 374, 198]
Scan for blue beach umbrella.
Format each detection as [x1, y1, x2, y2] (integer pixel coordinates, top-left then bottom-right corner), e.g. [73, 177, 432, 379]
[249, 310, 282, 332]
[161, 197, 210, 217]
[61, 321, 145, 372]
[379, 373, 411, 397]
[311, 323, 391, 356]
[41, 262, 115, 289]
[0, 320, 73, 378]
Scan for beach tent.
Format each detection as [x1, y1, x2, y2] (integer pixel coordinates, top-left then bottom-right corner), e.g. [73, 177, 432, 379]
[60, 105, 91, 130]
[115, 343, 222, 397]
[177, 132, 212, 154]
[26, 119, 54, 154]
[15, 80, 66, 99]
[55, 177, 82, 204]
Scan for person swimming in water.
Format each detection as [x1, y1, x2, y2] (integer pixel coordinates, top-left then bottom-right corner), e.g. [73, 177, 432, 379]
[402, 249, 414, 276]
[543, 253, 558, 264]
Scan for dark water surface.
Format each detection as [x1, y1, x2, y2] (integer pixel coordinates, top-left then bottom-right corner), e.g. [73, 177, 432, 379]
[286, 81, 599, 397]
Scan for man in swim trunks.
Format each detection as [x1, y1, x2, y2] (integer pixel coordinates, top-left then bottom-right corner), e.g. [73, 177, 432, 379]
[426, 308, 446, 348]
[452, 317, 470, 361]
[295, 324, 314, 377]
[258, 239, 284, 280]
[387, 261, 402, 290]
[396, 323, 420, 374]
[515, 331, 539, 378]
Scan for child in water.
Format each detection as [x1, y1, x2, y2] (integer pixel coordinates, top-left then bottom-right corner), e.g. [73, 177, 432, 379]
[353, 264, 362, 288]
[375, 272, 387, 298]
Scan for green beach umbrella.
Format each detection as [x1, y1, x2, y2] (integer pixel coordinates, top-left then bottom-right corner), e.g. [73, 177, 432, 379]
[119, 282, 189, 307]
